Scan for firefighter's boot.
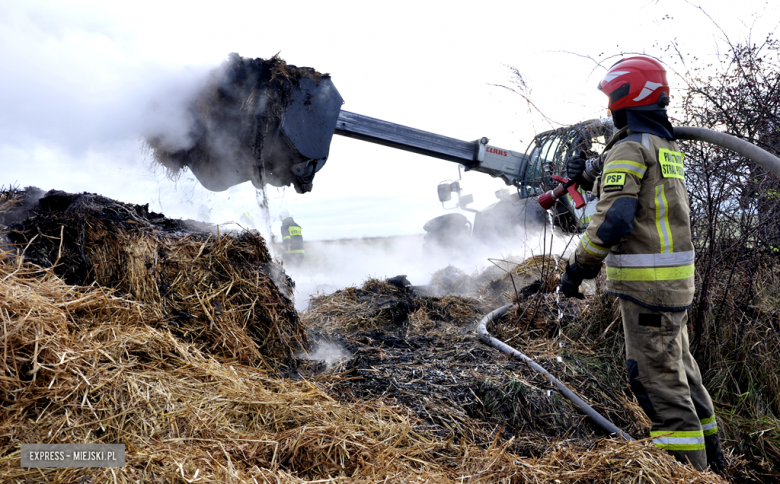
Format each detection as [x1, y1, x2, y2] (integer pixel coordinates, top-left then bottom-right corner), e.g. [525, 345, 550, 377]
[705, 432, 726, 472]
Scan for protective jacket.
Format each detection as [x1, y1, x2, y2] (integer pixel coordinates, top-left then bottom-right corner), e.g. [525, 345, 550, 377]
[572, 126, 694, 311]
[281, 217, 304, 254]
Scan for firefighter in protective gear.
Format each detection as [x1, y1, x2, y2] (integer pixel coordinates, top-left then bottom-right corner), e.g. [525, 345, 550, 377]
[562, 56, 724, 472]
[197, 204, 212, 223]
[279, 209, 304, 268]
[239, 210, 255, 228]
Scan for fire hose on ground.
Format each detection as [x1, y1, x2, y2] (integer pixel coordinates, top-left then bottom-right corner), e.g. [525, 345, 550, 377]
[477, 304, 636, 441]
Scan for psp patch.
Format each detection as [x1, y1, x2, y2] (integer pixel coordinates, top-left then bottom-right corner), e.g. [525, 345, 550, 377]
[602, 173, 626, 192]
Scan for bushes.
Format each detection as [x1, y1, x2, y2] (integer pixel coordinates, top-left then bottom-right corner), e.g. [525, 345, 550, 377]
[666, 34, 780, 468]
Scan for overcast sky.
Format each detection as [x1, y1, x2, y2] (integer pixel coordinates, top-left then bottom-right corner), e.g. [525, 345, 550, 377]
[2, 0, 778, 241]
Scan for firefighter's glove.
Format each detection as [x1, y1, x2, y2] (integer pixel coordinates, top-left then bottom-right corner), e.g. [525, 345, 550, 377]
[566, 152, 594, 192]
[559, 261, 601, 299]
[559, 272, 584, 299]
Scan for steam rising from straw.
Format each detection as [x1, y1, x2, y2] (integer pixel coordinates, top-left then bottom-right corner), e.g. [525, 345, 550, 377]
[301, 342, 350, 367]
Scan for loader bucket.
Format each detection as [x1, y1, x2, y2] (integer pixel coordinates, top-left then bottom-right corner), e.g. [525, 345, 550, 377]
[263, 76, 344, 193]
[148, 55, 344, 194]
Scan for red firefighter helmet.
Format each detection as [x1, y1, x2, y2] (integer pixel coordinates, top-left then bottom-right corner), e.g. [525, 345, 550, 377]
[598, 56, 670, 111]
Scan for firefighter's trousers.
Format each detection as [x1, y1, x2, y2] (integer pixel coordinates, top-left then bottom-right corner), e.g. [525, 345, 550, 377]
[283, 252, 304, 268]
[619, 298, 723, 471]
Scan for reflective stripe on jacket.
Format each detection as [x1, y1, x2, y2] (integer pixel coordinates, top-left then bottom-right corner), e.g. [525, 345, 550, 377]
[572, 126, 694, 310]
[281, 217, 304, 253]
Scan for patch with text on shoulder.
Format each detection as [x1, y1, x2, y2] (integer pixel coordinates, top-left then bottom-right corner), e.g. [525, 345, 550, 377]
[659, 148, 685, 179]
[602, 172, 626, 192]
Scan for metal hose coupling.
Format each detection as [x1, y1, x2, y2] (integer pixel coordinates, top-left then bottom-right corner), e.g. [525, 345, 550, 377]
[582, 154, 604, 185]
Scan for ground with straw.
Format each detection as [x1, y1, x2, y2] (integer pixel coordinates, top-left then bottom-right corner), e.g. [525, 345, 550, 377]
[1, 251, 733, 483]
[0, 189, 772, 482]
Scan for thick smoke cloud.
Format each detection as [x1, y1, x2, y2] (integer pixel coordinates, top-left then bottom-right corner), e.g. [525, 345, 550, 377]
[286, 225, 578, 311]
[0, 2, 235, 228]
[0, 9, 207, 157]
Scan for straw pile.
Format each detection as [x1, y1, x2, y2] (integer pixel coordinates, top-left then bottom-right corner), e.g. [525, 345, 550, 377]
[305, 277, 485, 334]
[301, 272, 770, 482]
[0, 254, 419, 481]
[1, 257, 734, 482]
[476, 254, 564, 305]
[427, 265, 476, 296]
[306, 276, 645, 448]
[3, 189, 305, 366]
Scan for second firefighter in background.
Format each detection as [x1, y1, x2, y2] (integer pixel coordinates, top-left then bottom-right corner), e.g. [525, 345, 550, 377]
[279, 209, 304, 268]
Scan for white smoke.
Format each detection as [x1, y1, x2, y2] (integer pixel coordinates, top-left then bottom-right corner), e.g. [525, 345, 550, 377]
[282, 218, 578, 311]
[0, 8, 210, 156]
[0, 3, 225, 221]
[300, 342, 350, 368]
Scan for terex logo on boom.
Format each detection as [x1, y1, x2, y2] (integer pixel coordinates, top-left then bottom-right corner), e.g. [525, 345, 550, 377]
[487, 146, 507, 156]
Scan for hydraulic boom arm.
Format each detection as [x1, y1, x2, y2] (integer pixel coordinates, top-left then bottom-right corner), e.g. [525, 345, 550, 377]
[334, 110, 529, 187]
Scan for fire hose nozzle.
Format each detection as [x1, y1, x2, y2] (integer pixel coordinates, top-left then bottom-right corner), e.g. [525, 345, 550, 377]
[538, 175, 586, 210]
[537, 186, 565, 210]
